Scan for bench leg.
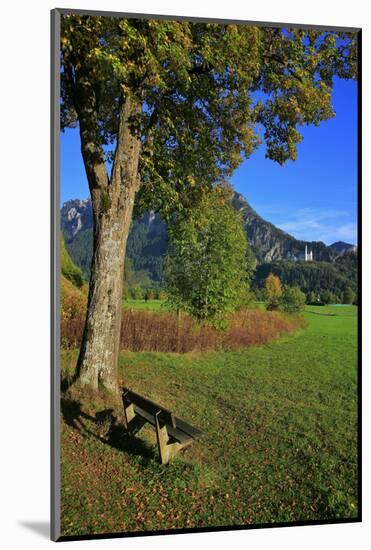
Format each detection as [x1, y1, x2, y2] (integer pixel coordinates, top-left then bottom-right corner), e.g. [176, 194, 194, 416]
[155, 414, 170, 464]
[155, 414, 182, 464]
[123, 403, 135, 428]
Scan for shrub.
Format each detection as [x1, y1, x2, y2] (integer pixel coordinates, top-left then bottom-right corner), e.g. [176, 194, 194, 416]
[157, 289, 167, 301]
[130, 286, 144, 300]
[343, 287, 355, 304]
[306, 291, 320, 305]
[264, 273, 283, 310]
[61, 318, 85, 350]
[237, 289, 257, 309]
[145, 290, 156, 301]
[60, 274, 87, 350]
[280, 286, 306, 313]
[61, 275, 87, 322]
[61, 308, 306, 352]
[321, 290, 338, 305]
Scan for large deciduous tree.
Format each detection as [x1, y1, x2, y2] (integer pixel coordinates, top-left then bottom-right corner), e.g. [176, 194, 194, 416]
[60, 14, 357, 392]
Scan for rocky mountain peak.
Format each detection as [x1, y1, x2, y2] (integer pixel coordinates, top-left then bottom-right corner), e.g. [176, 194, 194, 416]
[61, 198, 92, 241]
[61, 190, 346, 279]
[329, 241, 357, 255]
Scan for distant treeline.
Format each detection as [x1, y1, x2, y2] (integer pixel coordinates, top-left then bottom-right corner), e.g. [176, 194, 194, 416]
[64, 217, 357, 302]
[252, 252, 357, 301]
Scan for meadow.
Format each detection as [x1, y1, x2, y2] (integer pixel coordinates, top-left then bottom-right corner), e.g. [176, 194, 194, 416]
[122, 299, 169, 312]
[60, 305, 358, 536]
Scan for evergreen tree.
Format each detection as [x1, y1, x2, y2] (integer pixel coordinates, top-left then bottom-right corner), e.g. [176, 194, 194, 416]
[343, 287, 355, 304]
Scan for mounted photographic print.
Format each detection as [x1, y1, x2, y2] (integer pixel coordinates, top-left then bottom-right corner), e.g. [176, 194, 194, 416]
[51, 8, 361, 541]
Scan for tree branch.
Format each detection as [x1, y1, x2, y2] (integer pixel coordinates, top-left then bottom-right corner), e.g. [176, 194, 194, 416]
[73, 70, 109, 195]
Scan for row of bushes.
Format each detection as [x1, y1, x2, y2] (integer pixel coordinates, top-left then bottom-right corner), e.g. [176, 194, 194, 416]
[262, 274, 357, 312]
[61, 308, 306, 353]
[255, 285, 357, 306]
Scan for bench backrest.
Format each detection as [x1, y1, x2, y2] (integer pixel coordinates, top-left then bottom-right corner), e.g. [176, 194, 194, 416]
[123, 388, 176, 428]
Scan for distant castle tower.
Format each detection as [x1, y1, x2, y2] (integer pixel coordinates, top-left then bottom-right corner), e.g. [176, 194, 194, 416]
[305, 244, 313, 262]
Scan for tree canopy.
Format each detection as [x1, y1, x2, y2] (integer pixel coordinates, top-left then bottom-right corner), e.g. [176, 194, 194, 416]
[342, 287, 355, 304]
[264, 273, 283, 308]
[60, 14, 358, 391]
[280, 286, 306, 313]
[61, 16, 357, 218]
[164, 186, 254, 323]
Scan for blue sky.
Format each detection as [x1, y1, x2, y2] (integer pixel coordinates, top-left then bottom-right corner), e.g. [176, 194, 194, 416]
[60, 77, 357, 246]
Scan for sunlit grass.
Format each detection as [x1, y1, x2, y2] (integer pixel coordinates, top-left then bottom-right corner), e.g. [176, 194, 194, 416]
[60, 305, 358, 536]
[122, 299, 170, 311]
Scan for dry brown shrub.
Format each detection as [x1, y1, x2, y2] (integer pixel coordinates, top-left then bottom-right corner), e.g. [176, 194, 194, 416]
[61, 307, 306, 352]
[61, 275, 87, 322]
[61, 318, 85, 350]
[219, 309, 306, 350]
[60, 275, 87, 350]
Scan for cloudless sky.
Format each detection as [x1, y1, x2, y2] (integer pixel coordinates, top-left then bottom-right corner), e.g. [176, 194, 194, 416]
[60, 77, 358, 246]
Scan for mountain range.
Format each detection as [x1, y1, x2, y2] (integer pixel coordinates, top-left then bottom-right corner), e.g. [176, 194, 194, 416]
[328, 241, 357, 255]
[231, 192, 342, 263]
[61, 192, 356, 283]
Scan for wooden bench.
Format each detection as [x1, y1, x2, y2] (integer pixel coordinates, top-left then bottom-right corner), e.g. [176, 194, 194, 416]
[122, 387, 203, 464]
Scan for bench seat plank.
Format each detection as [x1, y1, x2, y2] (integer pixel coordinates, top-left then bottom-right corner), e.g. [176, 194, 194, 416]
[173, 416, 203, 440]
[167, 425, 194, 444]
[130, 403, 157, 427]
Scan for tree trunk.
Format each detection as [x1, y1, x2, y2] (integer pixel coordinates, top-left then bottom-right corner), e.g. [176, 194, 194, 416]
[74, 95, 141, 392]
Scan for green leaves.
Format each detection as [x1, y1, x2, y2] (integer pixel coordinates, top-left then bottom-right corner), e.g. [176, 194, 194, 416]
[61, 16, 358, 211]
[280, 286, 306, 313]
[164, 185, 255, 324]
[264, 273, 283, 308]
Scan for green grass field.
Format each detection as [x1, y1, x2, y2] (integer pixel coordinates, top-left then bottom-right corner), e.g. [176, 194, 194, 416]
[122, 299, 170, 311]
[60, 305, 358, 536]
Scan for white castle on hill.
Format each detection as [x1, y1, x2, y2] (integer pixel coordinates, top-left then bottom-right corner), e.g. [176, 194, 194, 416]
[304, 244, 313, 262]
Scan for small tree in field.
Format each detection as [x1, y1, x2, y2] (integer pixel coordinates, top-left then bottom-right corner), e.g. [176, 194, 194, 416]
[280, 286, 306, 313]
[131, 286, 144, 300]
[321, 290, 337, 305]
[157, 289, 167, 301]
[264, 273, 283, 310]
[343, 287, 355, 304]
[306, 291, 320, 305]
[165, 187, 254, 325]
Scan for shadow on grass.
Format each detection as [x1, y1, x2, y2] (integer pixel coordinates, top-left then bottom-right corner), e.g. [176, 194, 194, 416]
[60, 396, 157, 464]
[306, 310, 336, 316]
